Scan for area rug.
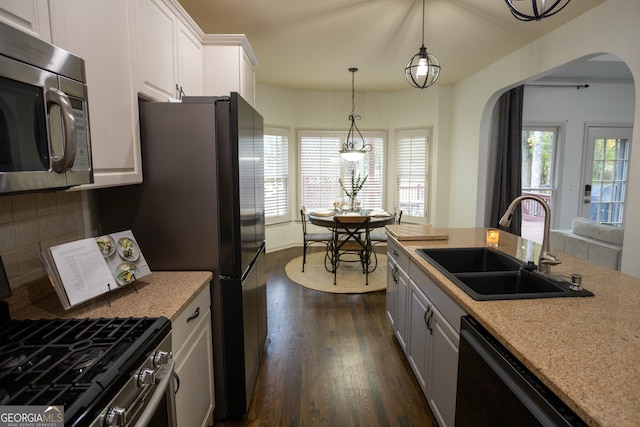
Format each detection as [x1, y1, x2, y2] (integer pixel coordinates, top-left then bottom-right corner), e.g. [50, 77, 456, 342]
[285, 252, 387, 294]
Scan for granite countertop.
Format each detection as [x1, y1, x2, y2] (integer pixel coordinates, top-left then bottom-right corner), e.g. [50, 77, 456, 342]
[391, 228, 639, 427]
[6, 271, 213, 322]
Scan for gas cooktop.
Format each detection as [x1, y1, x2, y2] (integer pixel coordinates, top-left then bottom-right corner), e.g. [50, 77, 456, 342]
[0, 317, 171, 426]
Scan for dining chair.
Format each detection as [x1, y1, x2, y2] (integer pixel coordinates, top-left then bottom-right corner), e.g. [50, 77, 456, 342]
[371, 208, 403, 247]
[300, 207, 332, 272]
[329, 215, 375, 285]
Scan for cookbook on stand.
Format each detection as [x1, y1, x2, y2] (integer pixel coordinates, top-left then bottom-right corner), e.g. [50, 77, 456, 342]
[40, 230, 151, 309]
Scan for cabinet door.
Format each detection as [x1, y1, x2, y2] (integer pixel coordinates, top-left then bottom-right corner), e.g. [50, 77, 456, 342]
[395, 265, 409, 353]
[0, 0, 51, 41]
[136, 0, 177, 101]
[50, 0, 142, 188]
[202, 36, 258, 107]
[241, 49, 256, 106]
[408, 280, 430, 393]
[174, 309, 215, 427]
[427, 309, 460, 427]
[386, 256, 398, 328]
[176, 20, 203, 97]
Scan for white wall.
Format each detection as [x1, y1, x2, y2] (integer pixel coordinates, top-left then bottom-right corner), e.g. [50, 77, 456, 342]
[522, 80, 635, 229]
[451, 0, 640, 276]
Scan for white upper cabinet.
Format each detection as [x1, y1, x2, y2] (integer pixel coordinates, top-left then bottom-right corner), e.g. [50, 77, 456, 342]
[135, 0, 176, 101]
[49, 0, 143, 188]
[202, 35, 258, 106]
[0, 0, 51, 42]
[176, 20, 203, 98]
[2, 0, 256, 189]
[134, 0, 203, 101]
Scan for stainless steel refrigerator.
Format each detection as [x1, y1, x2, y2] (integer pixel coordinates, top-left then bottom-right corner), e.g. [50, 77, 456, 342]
[97, 93, 266, 419]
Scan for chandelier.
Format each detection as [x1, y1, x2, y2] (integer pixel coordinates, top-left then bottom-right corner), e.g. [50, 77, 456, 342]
[505, 0, 572, 21]
[405, 0, 440, 89]
[340, 68, 371, 162]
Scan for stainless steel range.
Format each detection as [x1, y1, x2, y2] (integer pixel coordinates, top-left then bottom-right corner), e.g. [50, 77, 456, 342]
[0, 316, 176, 427]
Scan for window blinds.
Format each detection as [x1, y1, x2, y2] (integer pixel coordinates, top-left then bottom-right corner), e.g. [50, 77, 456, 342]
[264, 128, 289, 221]
[396, 129, 428, 218]
[300, 130, 385, 211]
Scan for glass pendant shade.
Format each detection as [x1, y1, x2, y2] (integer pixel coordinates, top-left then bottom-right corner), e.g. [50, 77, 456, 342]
[340, 148, 366, 162]
[505, 0, 572, 21]
[405, 45, 441, 89]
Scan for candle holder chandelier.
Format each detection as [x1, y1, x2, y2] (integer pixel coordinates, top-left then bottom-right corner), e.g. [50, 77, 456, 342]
[405, 0, 440, 89]
[340, 68, 371, 162]
[505, 0, 573, 21]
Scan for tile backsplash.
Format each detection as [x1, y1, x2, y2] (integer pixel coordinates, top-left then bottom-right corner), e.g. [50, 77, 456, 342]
[0, 191, 89, 289]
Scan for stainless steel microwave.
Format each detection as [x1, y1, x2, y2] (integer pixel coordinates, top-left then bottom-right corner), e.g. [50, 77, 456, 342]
[0, 21, 93, 194]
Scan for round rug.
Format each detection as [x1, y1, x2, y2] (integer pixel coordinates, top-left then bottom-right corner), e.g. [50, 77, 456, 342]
[285, 251, 387, 294]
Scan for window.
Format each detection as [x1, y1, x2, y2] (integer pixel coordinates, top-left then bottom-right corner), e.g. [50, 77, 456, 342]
[521, 127, 558, 243]
[299, 130, 385, 211]
[396, 128, 429, 220]
[264, 127, 289, 223]
[581, 126, 632, 226]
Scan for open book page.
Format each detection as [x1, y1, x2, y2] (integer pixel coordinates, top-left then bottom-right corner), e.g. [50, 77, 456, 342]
[49, 238, 115, 306]
[106, 230, 152, 283]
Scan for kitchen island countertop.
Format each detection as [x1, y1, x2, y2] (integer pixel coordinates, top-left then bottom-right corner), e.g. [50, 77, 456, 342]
[6, 271, 213, 322]
[387, 226, 639, 427]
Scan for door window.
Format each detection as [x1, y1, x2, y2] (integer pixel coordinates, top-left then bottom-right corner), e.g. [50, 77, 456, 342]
[521, 127, 557, 243]
[581, 126, 632, 226]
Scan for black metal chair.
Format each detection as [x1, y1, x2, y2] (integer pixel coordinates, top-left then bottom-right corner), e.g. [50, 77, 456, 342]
[328, 215, 375, 285]
[370, 208, 403, 247]
[300, 207, 332, 272]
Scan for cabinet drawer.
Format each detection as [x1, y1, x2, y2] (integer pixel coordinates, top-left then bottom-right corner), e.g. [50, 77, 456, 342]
[388, 240, 410, 272]
[410, 261, 467, 334]
[172, 284, 211, 355]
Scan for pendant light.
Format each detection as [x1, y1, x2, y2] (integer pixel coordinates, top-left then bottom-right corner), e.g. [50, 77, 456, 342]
[340, 68, 371, 162]
[505, 0, 572, 21]
[405, 0, 440, 89]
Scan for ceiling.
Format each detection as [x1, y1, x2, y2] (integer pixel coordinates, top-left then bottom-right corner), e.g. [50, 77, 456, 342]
[176, 0, 628, 91]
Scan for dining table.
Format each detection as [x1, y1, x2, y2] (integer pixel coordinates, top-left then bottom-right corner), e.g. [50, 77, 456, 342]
[307, 210, 396, 229]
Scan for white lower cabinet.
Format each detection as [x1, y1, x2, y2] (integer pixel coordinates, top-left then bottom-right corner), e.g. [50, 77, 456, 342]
[427, 308, 460, 427]
[408, 279, 460, 427]
[387, 241, 409, 353]
[408, 280, 429, 391]
[172, 284, 215, 427]
[387, 243, 467, 427]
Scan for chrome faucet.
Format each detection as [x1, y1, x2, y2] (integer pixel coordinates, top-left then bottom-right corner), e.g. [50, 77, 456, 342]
[498, 194, 561, 274]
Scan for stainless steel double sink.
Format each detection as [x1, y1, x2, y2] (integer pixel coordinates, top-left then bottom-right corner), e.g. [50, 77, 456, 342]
[416, 247, 594, 301]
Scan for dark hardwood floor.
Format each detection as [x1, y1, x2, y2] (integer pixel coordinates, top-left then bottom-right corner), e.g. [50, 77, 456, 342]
[214, 247, 438, 427]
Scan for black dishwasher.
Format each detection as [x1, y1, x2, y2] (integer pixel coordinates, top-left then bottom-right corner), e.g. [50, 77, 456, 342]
[455, 316, 586, 427]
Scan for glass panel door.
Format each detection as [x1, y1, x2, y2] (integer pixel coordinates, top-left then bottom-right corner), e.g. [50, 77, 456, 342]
[580, 126, 632, 226]
[521, 127, 557, 243]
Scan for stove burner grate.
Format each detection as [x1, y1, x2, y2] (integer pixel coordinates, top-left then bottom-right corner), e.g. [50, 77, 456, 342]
[0, 316, 170, 426]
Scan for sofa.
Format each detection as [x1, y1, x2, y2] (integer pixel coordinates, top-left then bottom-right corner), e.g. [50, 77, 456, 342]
[549, 217, 624, 270]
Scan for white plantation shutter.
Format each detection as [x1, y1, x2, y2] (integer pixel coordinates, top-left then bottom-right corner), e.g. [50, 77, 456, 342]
[300, 131, 342, 210]
[300, 130, 385, 211]
[264, 127, 288, 223]
[396, 128, 429, 218]
[348, 134, 384, 209]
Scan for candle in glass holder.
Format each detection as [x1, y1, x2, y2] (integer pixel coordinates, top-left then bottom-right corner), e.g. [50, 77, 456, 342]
[486, 228, 500, 246]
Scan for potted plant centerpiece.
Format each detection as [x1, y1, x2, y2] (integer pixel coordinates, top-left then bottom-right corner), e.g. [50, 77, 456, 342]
[339, 170, 368, 211]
